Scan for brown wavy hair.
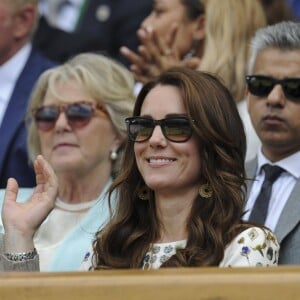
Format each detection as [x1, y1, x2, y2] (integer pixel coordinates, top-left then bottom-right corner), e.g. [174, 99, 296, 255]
[93, 67, 251, 269]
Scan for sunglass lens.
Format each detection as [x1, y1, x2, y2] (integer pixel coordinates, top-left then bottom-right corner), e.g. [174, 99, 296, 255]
[283, 79, 300, 100]
[127, 118, 153, 142]
[66, 103, 94, 127]
[35, 106, 59, 131]
[164, 118, 192, 142]
[248, 77, 274, 97]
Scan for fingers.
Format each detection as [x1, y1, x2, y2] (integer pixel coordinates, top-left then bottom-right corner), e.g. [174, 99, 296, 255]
[4, 178, 19, 205]
[120, 47, 144, 66]
[34, 155, 58, 198]
[182, 57, 201, 69]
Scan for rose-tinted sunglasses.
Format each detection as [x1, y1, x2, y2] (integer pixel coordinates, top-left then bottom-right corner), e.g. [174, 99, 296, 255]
[33, 101, 108, 131]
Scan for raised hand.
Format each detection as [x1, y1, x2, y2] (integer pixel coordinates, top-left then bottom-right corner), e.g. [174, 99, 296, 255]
[2, 155, 58, 252]
[121, 25, 183, 84]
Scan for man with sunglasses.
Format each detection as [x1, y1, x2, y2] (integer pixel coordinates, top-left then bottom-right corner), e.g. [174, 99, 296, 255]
[243, 21, 300, 264]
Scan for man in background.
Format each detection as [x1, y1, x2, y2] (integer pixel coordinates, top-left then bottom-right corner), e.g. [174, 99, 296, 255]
[0, 0, 55, 187]
[244, 21, 300, 264]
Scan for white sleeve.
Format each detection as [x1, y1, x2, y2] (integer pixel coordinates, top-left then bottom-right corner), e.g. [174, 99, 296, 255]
[219, 227, 279, 267]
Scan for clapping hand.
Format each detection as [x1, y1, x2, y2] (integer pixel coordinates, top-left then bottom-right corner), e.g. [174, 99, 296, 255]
[2, 155, 58, 252]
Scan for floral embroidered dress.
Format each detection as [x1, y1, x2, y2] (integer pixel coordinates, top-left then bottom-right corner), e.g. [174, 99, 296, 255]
[143, 227, 279, 269]
[80, 227, 279, 270]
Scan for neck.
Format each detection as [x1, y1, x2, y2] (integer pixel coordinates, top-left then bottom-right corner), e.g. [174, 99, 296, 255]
[0, 41, 28, 65]
[56, 167, 111, 204]
[262, 145, 300, 162]
[154, 188, 197, 243]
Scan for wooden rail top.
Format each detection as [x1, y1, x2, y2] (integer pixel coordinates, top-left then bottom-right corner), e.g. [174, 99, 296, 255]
[0, 266, 300, 300]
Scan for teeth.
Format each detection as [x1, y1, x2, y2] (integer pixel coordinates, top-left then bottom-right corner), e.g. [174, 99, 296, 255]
[149, 158, 174, 163]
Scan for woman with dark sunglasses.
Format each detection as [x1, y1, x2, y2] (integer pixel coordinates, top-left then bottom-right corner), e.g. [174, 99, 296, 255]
[81, 67, 279, 270]
[0, 53, 135, 271]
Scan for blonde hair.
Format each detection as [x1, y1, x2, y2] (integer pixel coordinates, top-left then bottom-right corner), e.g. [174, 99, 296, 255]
[27, 53, 135, 175]
[199, 0, 267, 102]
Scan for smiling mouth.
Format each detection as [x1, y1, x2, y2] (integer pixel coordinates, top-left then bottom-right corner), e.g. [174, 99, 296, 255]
[147, 158, 176, 164]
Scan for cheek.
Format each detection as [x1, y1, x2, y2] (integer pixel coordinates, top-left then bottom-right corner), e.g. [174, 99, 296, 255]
[134, 143, 141, 160]
[39, 133, 49, 151]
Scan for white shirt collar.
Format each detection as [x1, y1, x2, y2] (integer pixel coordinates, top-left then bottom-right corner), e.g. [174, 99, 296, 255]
[257, 148, 300, 179]
[0, 43, 32, 87]
[0, 43, 32, 125]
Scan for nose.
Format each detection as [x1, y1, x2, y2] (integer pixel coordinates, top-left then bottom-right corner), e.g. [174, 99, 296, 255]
[140, 13, 154, 30]
[54, 110, 71, 132]
[149, 125, 167, 147]
[266, 84, 286, 108]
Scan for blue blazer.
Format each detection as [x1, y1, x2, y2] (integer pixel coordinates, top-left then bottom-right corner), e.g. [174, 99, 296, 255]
[0, 48, 56, 188]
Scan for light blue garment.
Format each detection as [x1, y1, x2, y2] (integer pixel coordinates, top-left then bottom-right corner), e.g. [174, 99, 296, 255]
[0, 179, 114, 271]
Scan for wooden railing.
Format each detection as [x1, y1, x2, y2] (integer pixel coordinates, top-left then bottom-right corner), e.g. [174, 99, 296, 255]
[0, 266, 300, 300]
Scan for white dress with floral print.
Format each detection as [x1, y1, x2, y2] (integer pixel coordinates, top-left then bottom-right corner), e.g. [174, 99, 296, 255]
[142, 227, 279, 269]
[79, 227, 279, 270]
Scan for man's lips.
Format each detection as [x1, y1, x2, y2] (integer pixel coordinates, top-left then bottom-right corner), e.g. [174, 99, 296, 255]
[262, 115, 285, 125]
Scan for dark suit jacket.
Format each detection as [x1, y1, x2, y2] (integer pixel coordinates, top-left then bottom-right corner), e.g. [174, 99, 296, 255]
[0, 48, 56, 188]
[33, 0, 152, 66]
[246, 159, 300, 265]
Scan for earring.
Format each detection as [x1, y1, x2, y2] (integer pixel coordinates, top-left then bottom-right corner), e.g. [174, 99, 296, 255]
[138, 186, 151, 201]
[110, 150, 118, 161]
[199, 183, 213, 198]
[183, 39, 199, 60]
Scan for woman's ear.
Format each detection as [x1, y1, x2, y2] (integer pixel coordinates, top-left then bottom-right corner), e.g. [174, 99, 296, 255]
[193, 14, 205, 41]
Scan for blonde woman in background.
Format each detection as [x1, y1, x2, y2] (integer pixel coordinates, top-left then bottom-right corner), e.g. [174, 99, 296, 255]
[0, 53, 135, 271]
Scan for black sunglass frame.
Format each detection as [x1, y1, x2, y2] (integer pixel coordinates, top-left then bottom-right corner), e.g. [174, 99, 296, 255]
[245, 75, 300, 101]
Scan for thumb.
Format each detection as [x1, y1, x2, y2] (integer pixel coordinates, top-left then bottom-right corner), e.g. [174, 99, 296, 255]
[4, 178, 19, 204]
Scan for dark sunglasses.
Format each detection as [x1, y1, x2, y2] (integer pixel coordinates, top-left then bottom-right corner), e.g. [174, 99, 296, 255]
[125, 116, 194, 143]
[245, 75, 300, 101]
[33, 101, 107, 131]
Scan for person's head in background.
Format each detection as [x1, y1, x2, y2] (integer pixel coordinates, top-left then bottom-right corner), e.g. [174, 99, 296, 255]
[129, 0, 266, 102]
[140, 0, 205, 59]
[0, 0, 38, 65]
[260, 0, 294, 25]
[199, 0, 266, 102]
[93, 67, 248, 269]
[27, 53, 135, 197]
[246, 21, 300, 162]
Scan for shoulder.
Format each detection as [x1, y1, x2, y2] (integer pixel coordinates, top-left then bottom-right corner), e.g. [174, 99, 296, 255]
[28, 48, 57, 69]
[220, 227, 279, 267]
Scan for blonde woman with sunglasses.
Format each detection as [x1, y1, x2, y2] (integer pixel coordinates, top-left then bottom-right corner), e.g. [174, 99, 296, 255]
[0, 53, 135, 271]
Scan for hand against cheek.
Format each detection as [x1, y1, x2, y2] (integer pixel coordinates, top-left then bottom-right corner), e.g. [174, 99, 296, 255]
[2, 155, 58, 252]
[120, 24, 181, 84]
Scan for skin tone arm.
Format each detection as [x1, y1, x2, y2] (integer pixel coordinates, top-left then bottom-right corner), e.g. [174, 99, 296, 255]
[2, 155, 58, 253]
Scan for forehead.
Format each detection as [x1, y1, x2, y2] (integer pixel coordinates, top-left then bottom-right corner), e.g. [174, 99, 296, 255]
[154, 0, 184, 9]
[43, 79, 93, 105]
[140, 84, 186, 117]
[253, 48, 300, 78]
